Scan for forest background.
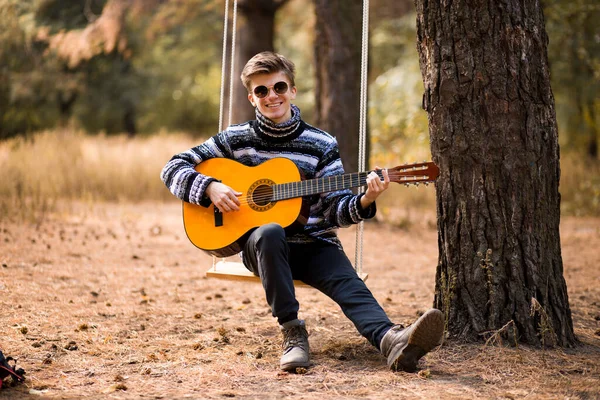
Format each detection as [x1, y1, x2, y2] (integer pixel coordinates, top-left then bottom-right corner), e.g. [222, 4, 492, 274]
[0, 0, 599, 219]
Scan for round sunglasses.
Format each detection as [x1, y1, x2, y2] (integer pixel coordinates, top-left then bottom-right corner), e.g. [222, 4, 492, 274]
[253, 81, 289, 98]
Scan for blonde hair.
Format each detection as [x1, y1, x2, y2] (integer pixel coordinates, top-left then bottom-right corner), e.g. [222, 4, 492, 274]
[240, 51, 296, 92]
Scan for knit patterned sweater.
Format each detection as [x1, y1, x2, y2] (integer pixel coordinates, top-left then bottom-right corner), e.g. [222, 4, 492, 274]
[160, 104, 376, 249]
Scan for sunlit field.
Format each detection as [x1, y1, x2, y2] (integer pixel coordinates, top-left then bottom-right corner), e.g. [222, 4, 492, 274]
[1, 130, 597, 223]
[0, 130, 197, 220]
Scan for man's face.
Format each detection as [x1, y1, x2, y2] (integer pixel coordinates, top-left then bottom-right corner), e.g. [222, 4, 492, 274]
[247, 71, 297, 124]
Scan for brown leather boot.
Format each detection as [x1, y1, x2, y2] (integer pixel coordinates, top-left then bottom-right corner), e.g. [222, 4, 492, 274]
[380, 309, 444, 372]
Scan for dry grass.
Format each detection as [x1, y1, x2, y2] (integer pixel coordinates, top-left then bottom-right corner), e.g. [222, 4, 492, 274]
[0, 130, 199, 221]
[0, 202, 599, 399]
[560, 153, 600, 216]
[1, 131, 599, 224]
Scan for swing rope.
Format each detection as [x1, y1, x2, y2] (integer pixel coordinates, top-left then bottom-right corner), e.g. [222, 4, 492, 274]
[355, 0, 370, 277]
[227, 1, 238, 128]
[217, 0, 230, 132]
[213, 0, 370, 275]
[214, 0, 238, 270]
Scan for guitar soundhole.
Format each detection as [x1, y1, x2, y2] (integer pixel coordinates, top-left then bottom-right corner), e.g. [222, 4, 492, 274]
[253, 185, 273, 206]
[248, 179, 276, 212]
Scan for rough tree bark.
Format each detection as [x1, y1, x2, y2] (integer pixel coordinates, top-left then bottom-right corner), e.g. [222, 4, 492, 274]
[415, 0, 576, 346]
[313, 0, 365, 174]
[228, 0, 288, 125]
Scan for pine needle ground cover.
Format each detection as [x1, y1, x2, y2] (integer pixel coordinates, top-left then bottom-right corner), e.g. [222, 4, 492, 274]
[0, 202, 598, 399]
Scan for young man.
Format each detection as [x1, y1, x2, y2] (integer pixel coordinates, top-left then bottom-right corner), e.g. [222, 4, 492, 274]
[161, 52, 444, 372]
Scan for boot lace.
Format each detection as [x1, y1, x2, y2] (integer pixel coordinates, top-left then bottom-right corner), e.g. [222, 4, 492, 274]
[282, 325, 308, 352]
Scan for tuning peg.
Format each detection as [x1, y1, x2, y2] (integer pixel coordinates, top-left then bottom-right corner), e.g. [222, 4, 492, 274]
[404, 183, 410, 187]
[424, 182, 429, 186]
[415, 182, 419, 187]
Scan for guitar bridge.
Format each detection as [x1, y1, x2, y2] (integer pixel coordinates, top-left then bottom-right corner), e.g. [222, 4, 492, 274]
[214, 207, 223, 227]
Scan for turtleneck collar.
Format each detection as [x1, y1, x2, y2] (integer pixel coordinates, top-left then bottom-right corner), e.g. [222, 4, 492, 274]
[253, 104, 304, 142]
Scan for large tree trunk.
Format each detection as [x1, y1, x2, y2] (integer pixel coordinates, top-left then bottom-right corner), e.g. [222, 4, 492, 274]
[370, 0, 413, 22]
[587, 104, 598, 159]
[56, 90, 77, 127]
[415, 0, 576, 346]
[313, 0, 365, 174]
[228, 0, 288, 125]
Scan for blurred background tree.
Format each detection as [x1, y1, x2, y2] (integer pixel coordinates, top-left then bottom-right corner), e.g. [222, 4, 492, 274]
[3, 0, 596, 150]
[0, 0, 598, 214]
[0, 0, 226, 137]
[545, 0, 600, 160]
[227, 0, 290, 125]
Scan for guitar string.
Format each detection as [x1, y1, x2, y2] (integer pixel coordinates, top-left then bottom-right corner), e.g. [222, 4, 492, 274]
[214, 172, 433, 208]
[206, 167, 433, 206]
[228, 173, 432, 206]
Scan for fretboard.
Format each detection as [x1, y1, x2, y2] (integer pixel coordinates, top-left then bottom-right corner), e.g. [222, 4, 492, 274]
[272, 170, 384, 201]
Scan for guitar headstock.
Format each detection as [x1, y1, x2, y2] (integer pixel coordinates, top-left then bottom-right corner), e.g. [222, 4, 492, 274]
[386, 161, 439, 186]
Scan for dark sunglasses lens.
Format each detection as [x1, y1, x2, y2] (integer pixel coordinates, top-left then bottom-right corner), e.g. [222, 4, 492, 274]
[254, 86, 268, 98]
[274, 81, 288, 94]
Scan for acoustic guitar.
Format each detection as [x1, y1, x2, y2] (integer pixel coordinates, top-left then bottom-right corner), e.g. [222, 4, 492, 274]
[182, 157, 439, 257]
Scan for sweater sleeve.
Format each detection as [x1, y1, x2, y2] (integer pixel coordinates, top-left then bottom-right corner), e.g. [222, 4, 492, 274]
[318, 141, 377, 227]
[160, 132, 232, 206]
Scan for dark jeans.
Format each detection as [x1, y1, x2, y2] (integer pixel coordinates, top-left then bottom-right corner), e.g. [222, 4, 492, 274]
[242, 223, 394, 349]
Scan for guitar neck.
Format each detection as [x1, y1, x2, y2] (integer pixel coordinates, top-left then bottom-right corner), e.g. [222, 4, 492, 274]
[272, 171, 381, 201]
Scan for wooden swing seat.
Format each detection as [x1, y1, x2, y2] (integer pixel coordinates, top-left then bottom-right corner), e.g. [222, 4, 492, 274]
[206, 260, 368, 287]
